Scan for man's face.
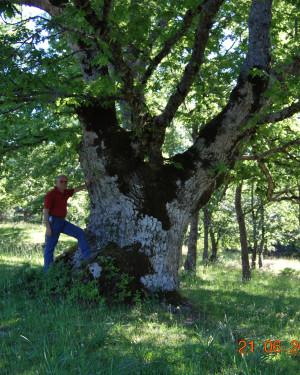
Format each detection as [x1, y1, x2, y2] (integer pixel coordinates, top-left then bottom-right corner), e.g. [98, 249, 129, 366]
[56, 176, 68, 192]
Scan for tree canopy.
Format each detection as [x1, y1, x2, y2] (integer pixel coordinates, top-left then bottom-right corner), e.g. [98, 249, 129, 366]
[1, 0, 299, 159]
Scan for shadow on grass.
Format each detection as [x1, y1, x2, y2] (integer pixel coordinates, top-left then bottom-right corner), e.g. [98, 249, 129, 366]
[1, 260, 299, 375]
[0, 226, 24, 242]
[179, 270, 300, 348]
[0, 262, 40, 288]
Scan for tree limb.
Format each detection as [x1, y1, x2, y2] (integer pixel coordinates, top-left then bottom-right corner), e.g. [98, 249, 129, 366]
[257, 159, 300, 202]
[72, 0, 113, 36]
[0, 90, 124, 114]
[0, 135, 48, 156]
[100, 0, 114, 36]
[237, 138, 300, 161]
[256, 101, 300, 125]
[72, 0, 101, 31]
[272, 55, 300, 81]
[14, 0, 65, 15]
[140, 0, 224, 166]
[240, 0, 273, 76]
[257, 159, 274, 200]
[155, 0, 225, 129]
[141, 4, 203, 85]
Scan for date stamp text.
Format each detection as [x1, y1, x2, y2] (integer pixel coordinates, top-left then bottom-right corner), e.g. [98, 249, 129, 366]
[238, 340, 300, 354]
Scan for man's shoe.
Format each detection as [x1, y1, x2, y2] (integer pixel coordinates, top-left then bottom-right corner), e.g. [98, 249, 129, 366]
[83, 252, 99, 266]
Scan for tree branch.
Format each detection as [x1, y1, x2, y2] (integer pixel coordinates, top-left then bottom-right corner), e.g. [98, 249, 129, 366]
[257, 159, 300, 202]
[237, 138, 300, 161]
[140, 0, 224, 166]
[109, 39, 145, 126]
[155, 0, 225, 129]
[272, 55, 300, 82]
[257, 159, 274, 200]
[100, 0, 114, 36]
[72, 0, 101, 31]
[72, 0, 114, 35]
[256, 101, 300, 125]
[0, 135, 48, 156]
[141, 4, 203, 85]
[240, 0, 273, 76]
[14, 0, 65, 16]
[0, 89, 124, 114]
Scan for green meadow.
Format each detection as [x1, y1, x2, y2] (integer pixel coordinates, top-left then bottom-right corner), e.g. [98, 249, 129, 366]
[1, 223, 300, 374]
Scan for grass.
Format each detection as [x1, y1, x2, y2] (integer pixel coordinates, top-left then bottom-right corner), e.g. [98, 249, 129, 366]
[1, 223, 300, 374]
[0, 222, 76, 266]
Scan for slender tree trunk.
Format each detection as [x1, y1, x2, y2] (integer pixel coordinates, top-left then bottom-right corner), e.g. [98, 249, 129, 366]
[251, 183, 258, 269]
[209, 227, 218, 262]
[202, 207, 211, 263]
[184, 125, 200, 272]
[258, 231, 265, 268]
[184, 211, 199, 272]
[258, 200, 265, 268]
[298, 185, 300, 226]
[235, 185, 251, 280]
[24, 210, 31, 223]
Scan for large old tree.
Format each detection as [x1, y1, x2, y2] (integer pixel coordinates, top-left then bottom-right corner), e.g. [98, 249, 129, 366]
[1, 0, 299, 296]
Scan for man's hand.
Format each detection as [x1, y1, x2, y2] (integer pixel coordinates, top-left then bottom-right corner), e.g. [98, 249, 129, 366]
[44, 208, 52, 237]
[46, 227, 52, 237]
[74, 177, 92, 193]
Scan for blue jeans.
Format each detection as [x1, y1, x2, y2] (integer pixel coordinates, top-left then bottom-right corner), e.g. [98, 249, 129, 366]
[44, 216, 91, 271]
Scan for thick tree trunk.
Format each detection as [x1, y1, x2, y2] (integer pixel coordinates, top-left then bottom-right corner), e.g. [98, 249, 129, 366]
[75, 104, 206, 294]
[184, 211, 199, 272]
[235, 185, 251, 280]
[84, 172, 190, 292]
[63, 0, 272, 295]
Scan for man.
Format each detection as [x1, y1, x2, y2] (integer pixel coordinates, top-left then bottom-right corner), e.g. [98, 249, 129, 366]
[43, 174, 92, 271]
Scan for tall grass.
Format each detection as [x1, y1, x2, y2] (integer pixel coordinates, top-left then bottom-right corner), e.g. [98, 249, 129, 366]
[1, 223, 300, 374]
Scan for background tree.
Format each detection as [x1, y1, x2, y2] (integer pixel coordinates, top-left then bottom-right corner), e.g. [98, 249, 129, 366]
[235, 183, 251, 280]
[184, 209, 199, 271]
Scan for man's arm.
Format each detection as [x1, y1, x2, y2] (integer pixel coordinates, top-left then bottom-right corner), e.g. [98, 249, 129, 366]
[44, 208, 52, 237]
[73, 177, 91, 193]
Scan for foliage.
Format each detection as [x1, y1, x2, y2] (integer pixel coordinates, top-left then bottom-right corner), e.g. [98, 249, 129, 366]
[0, 0, 299, 151]
[0, 0, 299, 226]
[11, 258, 138, 304]
[97, 257, 136, 303]
[11, 262, 106, 303]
